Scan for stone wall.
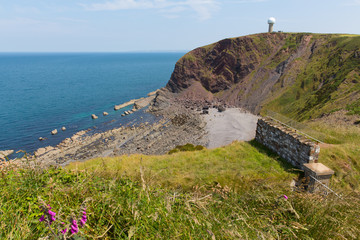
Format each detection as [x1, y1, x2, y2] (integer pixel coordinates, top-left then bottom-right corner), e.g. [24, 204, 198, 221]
[255, 118, 320, 169]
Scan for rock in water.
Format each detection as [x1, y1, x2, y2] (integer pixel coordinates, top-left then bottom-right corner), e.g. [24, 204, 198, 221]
[61, 126, 66, 131]
[0, 150, 14, 160]
[51, 129, 58, 135]
[39, 137, 46, 141]
[91, 114, 98, 119]
[103, 112, 109, 116]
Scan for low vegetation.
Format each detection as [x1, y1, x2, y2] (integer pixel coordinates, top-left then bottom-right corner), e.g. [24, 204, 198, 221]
[262, 34, 360, 121]
[1, 131, 360, 239]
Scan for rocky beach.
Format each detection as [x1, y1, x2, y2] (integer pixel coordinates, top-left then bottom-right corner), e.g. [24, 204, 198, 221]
[4, 87, 260, 168]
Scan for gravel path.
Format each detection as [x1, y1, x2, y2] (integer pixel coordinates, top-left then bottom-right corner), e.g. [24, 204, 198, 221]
[205, 108, 259, 149]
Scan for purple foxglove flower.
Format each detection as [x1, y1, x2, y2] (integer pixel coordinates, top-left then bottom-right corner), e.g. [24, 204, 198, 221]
[80, 219, 86, 227]
[70, 219, 79, 234]
[61, 228, 67, 234]
[71, 226, 79, 234]
[50, 216, 56, 222]
[48, 210, 56, 216]
[283, 195, 288, 200]
[39, 215, 45, 222]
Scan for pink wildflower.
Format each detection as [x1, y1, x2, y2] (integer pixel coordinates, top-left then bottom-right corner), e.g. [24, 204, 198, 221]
[48, 210, 56, 216]
[70, 220, 79, 234]
[283, 195, 288, 200]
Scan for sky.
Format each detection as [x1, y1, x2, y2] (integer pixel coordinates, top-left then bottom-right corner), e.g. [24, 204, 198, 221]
[0, 0, 359, 52]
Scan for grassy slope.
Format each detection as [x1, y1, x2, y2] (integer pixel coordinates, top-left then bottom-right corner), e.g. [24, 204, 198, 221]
[309, 120, 360, 190]
[2, 141, 360, 239]
[67, 141, 296, 192]
[261, 34, 360, 120]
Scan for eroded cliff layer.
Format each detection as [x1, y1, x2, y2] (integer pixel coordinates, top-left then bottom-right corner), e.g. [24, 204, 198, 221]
[165, 33, 360, 120]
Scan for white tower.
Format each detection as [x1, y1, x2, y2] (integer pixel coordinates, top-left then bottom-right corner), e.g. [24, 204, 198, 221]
[268, 17, 276, 33]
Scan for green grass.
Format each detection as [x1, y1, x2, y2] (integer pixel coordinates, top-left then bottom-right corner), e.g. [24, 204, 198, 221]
[308, 121, 360, 191]
[67, 141, 296, 191]
[1, 136, 360, 239]
[261, 34, 360, 121]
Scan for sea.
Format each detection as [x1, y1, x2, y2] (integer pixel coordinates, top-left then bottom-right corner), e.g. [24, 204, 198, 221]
[0, 52, 185, 158]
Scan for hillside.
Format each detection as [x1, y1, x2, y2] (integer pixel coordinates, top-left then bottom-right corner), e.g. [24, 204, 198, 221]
[166, 33, 360, 120]
[2, 33, 360, 239]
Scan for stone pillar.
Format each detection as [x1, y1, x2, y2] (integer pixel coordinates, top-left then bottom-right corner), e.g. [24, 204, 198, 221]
[303, 163, 334, 193]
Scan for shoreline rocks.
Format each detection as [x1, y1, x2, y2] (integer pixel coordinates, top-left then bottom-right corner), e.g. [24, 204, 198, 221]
[0, 150, 14, 160]
[91, 114, 98, 119]
[114, 91, 157, 111]
[16, 95, 208, 168]
[61, 126, 66, 131]
[51, 129, 58, 135]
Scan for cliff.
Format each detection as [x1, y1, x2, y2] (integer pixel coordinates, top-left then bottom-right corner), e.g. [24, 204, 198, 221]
[165, 33, 360, 120]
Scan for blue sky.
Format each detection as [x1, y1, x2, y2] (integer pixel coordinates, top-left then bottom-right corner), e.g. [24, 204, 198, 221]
[0, 0, 359, 52]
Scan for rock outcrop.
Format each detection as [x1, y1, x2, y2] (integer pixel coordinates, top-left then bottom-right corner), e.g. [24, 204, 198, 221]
[0, 150, 14, 160]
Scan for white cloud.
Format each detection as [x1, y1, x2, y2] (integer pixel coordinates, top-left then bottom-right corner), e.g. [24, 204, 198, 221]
[82, 0, 219, 20]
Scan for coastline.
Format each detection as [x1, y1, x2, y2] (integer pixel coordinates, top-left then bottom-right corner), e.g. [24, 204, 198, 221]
[1, 90, 160, 161]
[5, 88, 260, 168]
[11, 90, 208, 167]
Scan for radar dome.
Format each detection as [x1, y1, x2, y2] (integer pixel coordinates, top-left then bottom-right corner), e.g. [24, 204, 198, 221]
[268, 17, 276, 24]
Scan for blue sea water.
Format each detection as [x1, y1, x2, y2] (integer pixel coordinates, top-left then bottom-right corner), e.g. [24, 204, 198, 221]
[0, 52, 184, 157]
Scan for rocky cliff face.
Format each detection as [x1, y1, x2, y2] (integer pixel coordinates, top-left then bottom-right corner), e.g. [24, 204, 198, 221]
[165, 33, 360, 120]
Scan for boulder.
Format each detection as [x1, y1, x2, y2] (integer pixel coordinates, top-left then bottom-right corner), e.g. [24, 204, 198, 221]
[0, 150, 14, 160]
[91, 114, 98, 119]
[51, 129, 58, 135]
[39, 137, 46, 141]
[35, 148, 46, 156]
[103, 112, 109, 116]
[61, 126, 66, 131]
[218, 106, 226, 112]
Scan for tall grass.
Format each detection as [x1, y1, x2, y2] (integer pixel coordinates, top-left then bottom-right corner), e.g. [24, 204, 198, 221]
[67, 141, 296, 192]
[1, 161, 360, 239]
[1, 139, 360, 239]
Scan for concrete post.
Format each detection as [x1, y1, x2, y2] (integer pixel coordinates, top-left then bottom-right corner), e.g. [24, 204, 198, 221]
[303, 163, 335, 193]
